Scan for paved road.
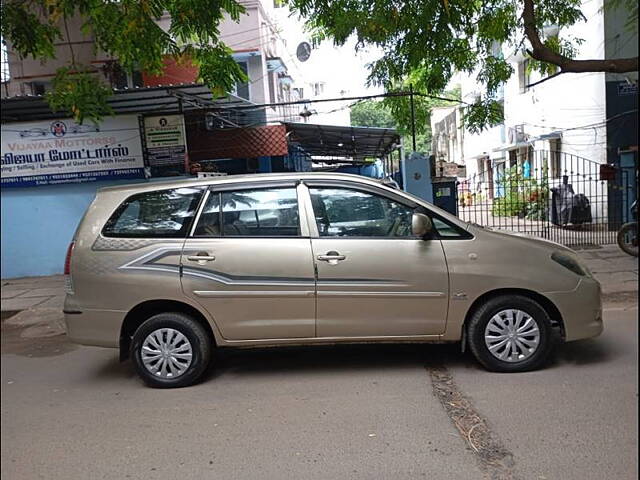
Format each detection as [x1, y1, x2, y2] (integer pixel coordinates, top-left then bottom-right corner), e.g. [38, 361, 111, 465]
[1, 301, 637, 479]
[448, 304, 638, 480]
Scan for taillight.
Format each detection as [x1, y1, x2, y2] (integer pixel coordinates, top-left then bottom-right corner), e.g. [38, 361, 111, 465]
[64, 241, 75, 293]
[64, 241, 75, 275]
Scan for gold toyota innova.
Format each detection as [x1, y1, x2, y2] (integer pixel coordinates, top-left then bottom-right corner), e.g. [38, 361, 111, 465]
[63, 172, 603, 388]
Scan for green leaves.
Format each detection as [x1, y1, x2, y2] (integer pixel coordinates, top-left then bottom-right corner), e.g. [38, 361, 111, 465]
[350, 87, 461, 154]
[2, 0, 246, 123]
[288, 0, 635, 129]
[350, 100, 396, 129]
[189, 44, 247, 97]
[1, 2, 60, 60]
[86, 0, 174, 75]
[46, 67, 113, 124]
[462, 99, 504, 134]
[527, 35, 583, 76]
[477, 56, 513, 96]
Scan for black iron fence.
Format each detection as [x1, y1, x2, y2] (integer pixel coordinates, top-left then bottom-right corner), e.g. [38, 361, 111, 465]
[456, 150, 637, 248]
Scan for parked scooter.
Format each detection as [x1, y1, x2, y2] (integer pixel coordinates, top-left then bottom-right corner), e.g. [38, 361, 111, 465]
[617, 200, 638, 257]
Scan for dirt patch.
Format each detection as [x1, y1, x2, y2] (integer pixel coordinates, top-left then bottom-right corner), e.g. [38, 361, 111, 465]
[1, 309, 76, 357]
[428, 366, 519, 480]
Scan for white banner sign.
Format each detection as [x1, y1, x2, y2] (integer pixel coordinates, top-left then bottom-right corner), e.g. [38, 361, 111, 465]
[144, 114, 188, 173]
[1, 115, 145, 187]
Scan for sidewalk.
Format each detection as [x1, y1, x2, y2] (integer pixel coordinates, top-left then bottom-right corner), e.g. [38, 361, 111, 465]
[1, 275, 65, 312]
[1, 245, 637, 314]
[577, 244, 638, 297]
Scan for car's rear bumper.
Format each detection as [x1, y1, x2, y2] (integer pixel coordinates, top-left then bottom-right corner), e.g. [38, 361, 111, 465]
[545, 277, 603, 342]
[64, 298, 123, 348]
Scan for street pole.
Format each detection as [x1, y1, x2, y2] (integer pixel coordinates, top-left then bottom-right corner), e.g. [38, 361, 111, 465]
[409, 83, 416, 152]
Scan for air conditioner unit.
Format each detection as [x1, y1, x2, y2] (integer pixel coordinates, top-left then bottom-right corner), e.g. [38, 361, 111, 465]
[266, 37, 278, 58]
[507, 125, 526, 144]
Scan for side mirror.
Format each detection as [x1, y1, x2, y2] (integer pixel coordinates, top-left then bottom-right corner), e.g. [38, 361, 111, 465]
[412, 212, 433, 239]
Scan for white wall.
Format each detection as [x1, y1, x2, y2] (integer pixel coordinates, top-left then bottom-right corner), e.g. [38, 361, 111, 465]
[503, 0, 607, 164]
[2, 14, 105, 98]
[453, 0, 611, 181]
[458, 73, 506, 179]
[269, 3, 382, 126]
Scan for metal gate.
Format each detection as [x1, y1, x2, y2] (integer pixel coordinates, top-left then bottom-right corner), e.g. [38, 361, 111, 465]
[456, 150, 637, 248]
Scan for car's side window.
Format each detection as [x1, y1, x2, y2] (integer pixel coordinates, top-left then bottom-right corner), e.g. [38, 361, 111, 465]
[432, 218, 466, 238]
[102, 187, 203, 238]
[194, 187, 300, 237]
[309, 187, 414, 238]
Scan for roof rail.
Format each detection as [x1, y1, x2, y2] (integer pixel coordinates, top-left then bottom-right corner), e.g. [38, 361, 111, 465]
[381, 177, 399, 189]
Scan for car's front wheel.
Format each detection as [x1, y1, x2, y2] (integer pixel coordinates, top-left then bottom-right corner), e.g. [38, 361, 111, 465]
[130, 312, 212, 388]
[467, 295, 555, 372]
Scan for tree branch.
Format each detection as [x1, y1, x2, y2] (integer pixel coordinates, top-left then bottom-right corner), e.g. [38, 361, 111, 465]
[62, 16, 77, 67]
[522, 0, 638, 73]
[525, 71, 564, 88]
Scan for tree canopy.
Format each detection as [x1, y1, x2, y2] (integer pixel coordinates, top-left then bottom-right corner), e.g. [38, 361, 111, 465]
[1, 0, 247, 123]
[350, 100, 395, 129]
[291, 0, 638, 131]
[351, 99, 432, 154]
[1, 0, 637, 125]
[350, 86, 461, 154]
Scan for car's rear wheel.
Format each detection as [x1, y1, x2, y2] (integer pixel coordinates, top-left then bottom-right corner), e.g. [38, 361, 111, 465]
[467, 295, 555, 372]
[130, 312, 212, 388]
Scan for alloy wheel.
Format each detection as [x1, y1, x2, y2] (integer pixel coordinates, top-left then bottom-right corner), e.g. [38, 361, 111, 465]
[141, 328, 193, 378]
[484, 309, 540, 363]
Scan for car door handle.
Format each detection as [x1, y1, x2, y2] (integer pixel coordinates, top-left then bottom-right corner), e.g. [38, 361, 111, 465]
[317, 252, 346, 262]
[186, 254, 216, 262]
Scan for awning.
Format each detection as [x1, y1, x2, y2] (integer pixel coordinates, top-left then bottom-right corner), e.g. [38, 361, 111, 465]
[266, 57, 287, 73]
[492, 141, 532, 152]
[284, 122, 401, 163]
[532, 131, 563, 141]
[1, 84, 254, 123]
[467, 153, 490, 160]
[232, 50, 261, 62]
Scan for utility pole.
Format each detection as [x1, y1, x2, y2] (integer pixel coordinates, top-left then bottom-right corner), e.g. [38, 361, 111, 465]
[409, 83, 417, 152]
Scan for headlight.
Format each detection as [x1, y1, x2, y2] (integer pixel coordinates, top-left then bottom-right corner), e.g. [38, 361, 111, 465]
[551, 251, 590, 277]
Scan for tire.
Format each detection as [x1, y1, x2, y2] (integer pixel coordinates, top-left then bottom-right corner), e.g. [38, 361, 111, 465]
[467, 295, 555, 373]
[617, 222, 638, 257]
[130, 312, 212, 388]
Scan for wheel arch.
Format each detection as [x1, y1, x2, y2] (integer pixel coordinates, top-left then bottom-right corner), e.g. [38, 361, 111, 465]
[460, 288, 565, 352]
[119, 299, 217, 361]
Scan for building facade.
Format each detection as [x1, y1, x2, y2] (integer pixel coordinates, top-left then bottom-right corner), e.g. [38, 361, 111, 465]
[1, 1, 400, 278]
[431, 0, 637, 222]
[435, 0, 637, 175]
[0, 1, 308, 278]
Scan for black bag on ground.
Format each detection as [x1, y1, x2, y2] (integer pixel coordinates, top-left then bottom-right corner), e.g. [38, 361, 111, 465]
[570, 193, 592, 225]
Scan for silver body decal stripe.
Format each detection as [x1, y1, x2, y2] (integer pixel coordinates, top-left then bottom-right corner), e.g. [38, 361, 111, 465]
[193, 290, 315, 298]
[317, 291, 445, 298]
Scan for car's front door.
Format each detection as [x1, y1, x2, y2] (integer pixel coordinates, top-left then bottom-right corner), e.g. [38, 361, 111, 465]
[303, 183, 449, 338]
[181, 183, 316, 341]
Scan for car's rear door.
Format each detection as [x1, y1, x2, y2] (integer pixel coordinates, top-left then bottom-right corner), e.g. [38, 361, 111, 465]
[181, 181, 316, 341]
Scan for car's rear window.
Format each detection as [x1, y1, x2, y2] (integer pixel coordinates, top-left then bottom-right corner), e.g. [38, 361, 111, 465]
[102, 187, 204, 238]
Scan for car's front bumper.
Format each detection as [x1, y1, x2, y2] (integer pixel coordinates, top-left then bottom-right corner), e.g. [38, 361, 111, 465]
[545, 277, 603, 342]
